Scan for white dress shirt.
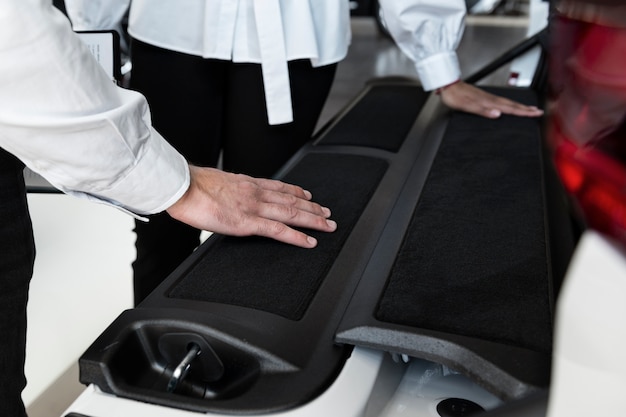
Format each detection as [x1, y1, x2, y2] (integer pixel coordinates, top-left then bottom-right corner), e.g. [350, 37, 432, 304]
[0, 0, 190, 216]
[65, 0, 465, 125]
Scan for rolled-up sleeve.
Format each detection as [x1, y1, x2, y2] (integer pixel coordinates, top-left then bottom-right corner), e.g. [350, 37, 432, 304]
[0, 0, 189, 215]
[379, 0, 466, 91]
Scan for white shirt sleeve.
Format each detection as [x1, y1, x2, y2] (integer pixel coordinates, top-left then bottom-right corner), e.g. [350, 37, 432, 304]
[378, 0, 466, 91]
[0, 0, 189, 216]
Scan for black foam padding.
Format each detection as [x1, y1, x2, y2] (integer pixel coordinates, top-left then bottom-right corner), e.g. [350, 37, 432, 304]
[376, 104, 551, 353]
[316, 84, 428, 151]
[169, 153, 388, 320]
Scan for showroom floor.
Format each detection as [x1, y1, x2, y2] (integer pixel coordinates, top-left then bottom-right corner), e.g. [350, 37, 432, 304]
[24, 10, 541, 417]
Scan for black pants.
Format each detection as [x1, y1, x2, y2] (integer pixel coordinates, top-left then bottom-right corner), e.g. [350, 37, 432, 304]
[0, 148, 35, 417]
[129, 40, 337, 304]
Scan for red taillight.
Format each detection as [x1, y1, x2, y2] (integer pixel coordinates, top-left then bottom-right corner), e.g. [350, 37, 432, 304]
[549, 14, 626, 247]
[552, 129, 626, 243]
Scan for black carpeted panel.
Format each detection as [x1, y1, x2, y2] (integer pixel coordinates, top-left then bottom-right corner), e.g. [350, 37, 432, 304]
[377, 102, 551, 353]
[317, 85, 428, 151]
[169, 153, 388, 320]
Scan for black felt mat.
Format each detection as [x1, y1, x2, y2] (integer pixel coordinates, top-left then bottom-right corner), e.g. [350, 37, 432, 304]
[317, 84, 427, 152]
[169, 153, 388, 320]
[377, 93, 552, 353]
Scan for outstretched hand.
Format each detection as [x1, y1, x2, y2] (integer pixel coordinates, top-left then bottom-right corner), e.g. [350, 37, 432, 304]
[166, 166, 337, 248]
[439, 81, 544, 119]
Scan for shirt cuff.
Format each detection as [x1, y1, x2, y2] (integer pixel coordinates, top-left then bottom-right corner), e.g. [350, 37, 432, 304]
[415, 51, 462, 91]
[71, 130, 191, 216]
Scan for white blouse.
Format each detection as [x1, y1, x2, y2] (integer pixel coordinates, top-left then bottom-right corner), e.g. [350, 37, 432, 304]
[0, 0, 189, 216]
[65, 0, 465, 124]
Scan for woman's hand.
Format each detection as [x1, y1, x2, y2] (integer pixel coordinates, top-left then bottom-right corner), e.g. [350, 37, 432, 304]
[167, 166, 337, 248]
[439, 81, 544, 119]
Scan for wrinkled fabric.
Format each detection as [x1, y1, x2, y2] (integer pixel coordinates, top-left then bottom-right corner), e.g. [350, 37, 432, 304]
[0, 0, 189, 216]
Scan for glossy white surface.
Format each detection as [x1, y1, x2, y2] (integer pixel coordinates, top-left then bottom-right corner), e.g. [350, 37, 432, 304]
[548, 231, 626, 417]
[377, 359, 502, 417]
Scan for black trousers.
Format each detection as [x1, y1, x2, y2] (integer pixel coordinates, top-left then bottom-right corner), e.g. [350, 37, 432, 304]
[129, 40, 337, 304]
[0, 148, 35, 417]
